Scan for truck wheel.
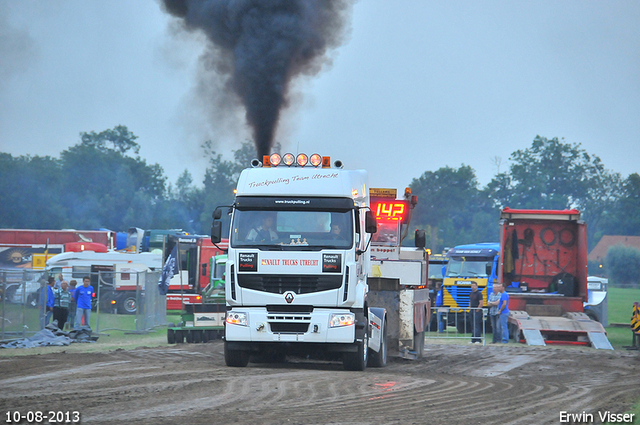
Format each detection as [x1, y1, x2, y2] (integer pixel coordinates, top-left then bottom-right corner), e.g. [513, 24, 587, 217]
[585, 310, 600, 323]
[343, 328, 368, 371]
[185, 330, 193, 343]
[192, 330, 202, 343]
[167, 329, 175, 344]
[509, 324, 519, 342]
[368, 318, 387, 367]
[413, 330, 425, 358]
[456, 315, 471, 334]
[224, 341, 250, 367]
[118, 295, 137, 315]
[174, 330, 184, 343]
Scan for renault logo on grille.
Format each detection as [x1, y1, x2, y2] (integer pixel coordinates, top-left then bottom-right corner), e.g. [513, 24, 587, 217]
[284, 291, 295, 304]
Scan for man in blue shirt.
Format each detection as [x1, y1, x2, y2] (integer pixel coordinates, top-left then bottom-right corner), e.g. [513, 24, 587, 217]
[75, 276, 94, 329]
[498, 283, 510, 343]
[40, 277, 55, 329]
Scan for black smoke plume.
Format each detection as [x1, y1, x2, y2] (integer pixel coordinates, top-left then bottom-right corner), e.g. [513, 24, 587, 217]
[162, 0, 354, 157]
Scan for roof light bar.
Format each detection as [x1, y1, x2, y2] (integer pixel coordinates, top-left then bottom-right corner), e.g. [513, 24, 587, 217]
[310, 153, 322, 167]
[269, 153, 281, 167]
[283, 153, 295, 166]
[296, 153, 308, 167]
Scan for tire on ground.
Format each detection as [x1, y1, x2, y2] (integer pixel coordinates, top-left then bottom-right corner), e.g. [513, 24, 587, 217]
[343, 326, 368, 371]
[224, 341, 250, 367]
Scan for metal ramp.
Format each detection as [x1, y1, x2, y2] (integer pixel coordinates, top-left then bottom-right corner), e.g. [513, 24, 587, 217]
[587, 332, 614, 350]
[522, 329, 546, 346]
[509, 310, 614, 349]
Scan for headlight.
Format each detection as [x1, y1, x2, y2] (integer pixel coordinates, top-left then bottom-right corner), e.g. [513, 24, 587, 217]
[226, 312, 248, 326]
[329, 312, 355, 328]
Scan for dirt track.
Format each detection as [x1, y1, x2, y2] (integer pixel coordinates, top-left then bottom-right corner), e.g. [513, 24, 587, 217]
[1, 341, 638, 425]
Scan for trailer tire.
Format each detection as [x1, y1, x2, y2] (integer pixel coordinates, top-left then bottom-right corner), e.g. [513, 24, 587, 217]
[167, 329, 175, 344]
[456, 313, 471, 334]
[585, 309, 600, 323]
[509, 323, 519, 342]
[343, 327, 368, 371]
[368, 317, 387, 367]
[192, 330, 202, 343]
[224, 341, 250, 367]
[174, 330, 184, 343]
[185, 330, 193, 343]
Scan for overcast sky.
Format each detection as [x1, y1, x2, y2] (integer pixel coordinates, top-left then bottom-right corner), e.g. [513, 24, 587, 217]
[1, 0, 639, 191]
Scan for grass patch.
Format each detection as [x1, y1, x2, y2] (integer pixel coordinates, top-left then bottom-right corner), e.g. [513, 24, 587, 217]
[605, 286, 640, 350]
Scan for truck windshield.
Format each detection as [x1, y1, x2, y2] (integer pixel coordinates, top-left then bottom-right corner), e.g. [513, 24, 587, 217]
[445, 257, 492, 277]
[231, 209, 353, 249]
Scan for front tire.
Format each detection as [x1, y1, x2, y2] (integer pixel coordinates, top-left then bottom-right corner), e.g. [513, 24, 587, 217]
[224, 341, 250, 367]
[167, 329, 175, 344]
[343, 327, 368, 371]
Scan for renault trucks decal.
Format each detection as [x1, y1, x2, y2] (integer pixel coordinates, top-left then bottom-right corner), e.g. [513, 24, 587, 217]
[322, 253, 342, 273]
[238, 252, 257, 272]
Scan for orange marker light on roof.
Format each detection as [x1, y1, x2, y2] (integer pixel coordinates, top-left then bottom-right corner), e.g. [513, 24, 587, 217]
[296, 153, 308, 167]
[269, 153, 281, 167]
[283, 153, 295, 166]
[310, 153, 322, 167]
[322, 156, 331, 168]
[262, 155, 271, 167]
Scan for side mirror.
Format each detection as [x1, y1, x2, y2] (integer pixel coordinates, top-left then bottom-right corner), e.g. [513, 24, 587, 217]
[365, 210, 377, 234]
[486, 263, 493, 276]
[415, 229, 426, 249]
[211, 221, 222, 244]
[212, 208, 222, 220]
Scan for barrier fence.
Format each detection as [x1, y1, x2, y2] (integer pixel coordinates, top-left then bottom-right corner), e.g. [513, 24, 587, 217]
[0, 269, 166, 341]
[426, 307, 488, 345]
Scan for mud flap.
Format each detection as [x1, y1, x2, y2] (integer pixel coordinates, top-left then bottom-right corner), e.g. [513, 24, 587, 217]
[587, 332, 613, 350]
[368, 307, 384, 353]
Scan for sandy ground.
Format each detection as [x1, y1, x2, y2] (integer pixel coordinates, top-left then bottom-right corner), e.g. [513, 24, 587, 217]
[1, 341, 638, 425]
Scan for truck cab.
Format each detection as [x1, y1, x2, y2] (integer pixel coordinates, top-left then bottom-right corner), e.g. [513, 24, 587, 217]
[211, 153, 380, 370]
[440, 242, 499, 332]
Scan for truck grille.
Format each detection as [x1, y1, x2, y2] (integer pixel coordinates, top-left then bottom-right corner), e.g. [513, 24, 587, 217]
[269, 322, 310, 333]
[237, 274, 342, 294]
[447, 286, 471, 308]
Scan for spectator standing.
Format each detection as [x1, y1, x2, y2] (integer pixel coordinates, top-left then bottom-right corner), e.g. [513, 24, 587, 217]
[54, 273, 63, 289]
[469, 282, 483, 343]
[53, 280, 71, 330]
[487, 283, 502, 343]
[39, 277, 55, 329]
[68, 280, 78, 329]
[75, 276, 94, 329]
[498, 283, 510, 343]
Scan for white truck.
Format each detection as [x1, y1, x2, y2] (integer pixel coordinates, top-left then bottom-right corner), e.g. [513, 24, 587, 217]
[45, 250, 161, 314]
[211, 153, 387, 370]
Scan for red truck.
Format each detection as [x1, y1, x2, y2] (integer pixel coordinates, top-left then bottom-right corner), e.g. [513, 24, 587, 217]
[498, 208, 612, 349]
[163, 235, 228, 310]
[0, 229, 115, 270]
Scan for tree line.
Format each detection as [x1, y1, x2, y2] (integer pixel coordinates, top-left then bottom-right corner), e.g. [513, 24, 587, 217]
[1, 127, 639, 279]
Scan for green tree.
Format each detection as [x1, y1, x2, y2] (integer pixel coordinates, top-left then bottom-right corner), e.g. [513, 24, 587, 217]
[601, 173, 640, 237]
[80, 125, 140, 154]
[486, 136, 621, 250]
[409, 165, 498, 252]
[0, 153, 65, 228]
[60, 126, 166, 230]
[605, 244, 640, 286]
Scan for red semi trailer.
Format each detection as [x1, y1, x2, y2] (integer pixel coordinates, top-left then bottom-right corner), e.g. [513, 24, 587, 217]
[498, 208, 612, 349]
